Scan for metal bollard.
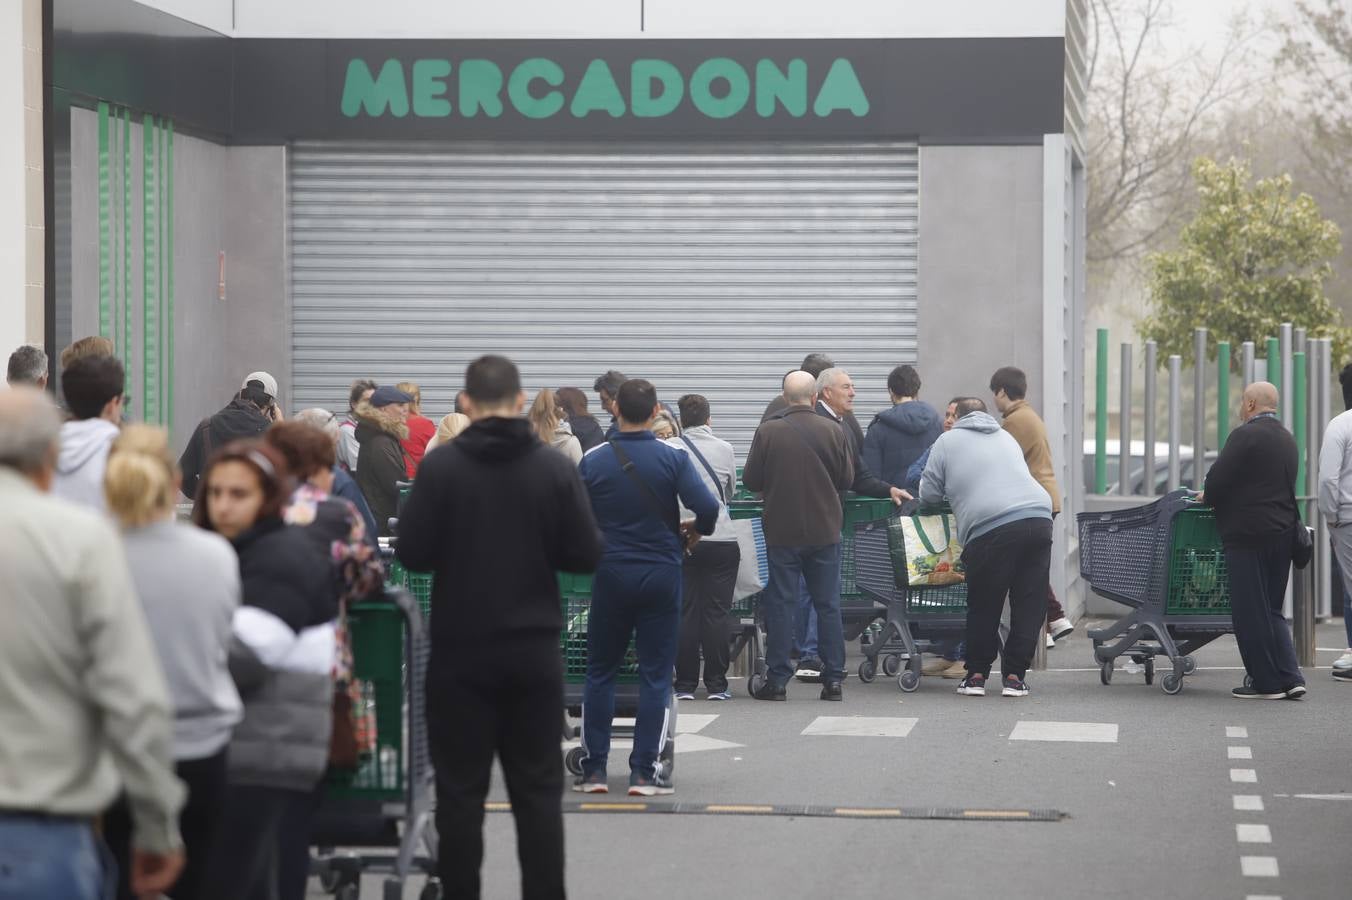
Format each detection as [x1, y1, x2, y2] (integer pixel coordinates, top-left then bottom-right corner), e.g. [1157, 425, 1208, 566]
[1033, 614, 1048, 672]
[1294, 528, 1316, 669]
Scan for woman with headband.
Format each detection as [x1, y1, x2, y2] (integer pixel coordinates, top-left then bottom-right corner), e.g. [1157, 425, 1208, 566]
[190, 441, 336, 900]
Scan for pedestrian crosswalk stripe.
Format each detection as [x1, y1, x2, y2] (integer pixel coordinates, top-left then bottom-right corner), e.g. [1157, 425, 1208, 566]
[1009, 721, 1118, 743]
[802, 716, 918, 737]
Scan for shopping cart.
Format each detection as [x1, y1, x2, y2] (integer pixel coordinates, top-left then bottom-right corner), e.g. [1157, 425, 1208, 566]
[1079, 489, 1233, 694]
[853, 507, 969, 692]
[558, 572, 679, 778]
[310, 587, 441, 900]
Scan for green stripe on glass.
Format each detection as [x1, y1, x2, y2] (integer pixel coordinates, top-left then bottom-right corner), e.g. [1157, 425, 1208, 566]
[166, 120, 175, 432]
[142, 114, 157, 425]
[97, 102, 109, 339]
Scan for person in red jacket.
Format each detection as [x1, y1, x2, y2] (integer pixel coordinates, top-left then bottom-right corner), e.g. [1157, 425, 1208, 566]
[397, 381, 437, 478]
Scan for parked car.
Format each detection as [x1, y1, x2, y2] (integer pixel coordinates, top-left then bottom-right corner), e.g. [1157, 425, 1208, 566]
[1082, 440, 1217, 495]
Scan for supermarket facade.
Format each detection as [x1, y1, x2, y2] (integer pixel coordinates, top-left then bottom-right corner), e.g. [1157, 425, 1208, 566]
[44, 0, 1088, 609]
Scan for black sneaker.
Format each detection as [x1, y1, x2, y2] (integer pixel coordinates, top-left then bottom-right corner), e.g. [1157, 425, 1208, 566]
[1334, 668, 1352, 683]
[1232, 686, 1286, 699]
[820, 682, 843, 701]
[572, 771, 608, 793]
[957, 673, 986, 696]
[751, 679, 786, 701]
[628, 770, 674, 797]
[1285, 683, 1307, 700]
[795, 657, 824, 683]
[1001, 675, 1030, 698]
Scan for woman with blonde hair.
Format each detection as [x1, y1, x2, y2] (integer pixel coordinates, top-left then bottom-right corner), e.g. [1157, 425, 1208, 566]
[396, 381, 437, 477]
[529, 388, 583, 464]
[101, 425, 242, 900]
[650, 409, 680, 440]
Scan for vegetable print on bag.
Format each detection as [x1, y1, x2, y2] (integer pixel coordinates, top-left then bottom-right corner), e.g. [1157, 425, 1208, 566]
[900, 513, 966, 586]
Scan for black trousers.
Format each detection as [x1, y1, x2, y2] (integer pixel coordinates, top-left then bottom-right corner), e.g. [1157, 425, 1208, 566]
[104, 749, 228, 900]
[962, 517, 1053, 680]
[428, 635, 565, 900]
[675, 541, 741, 694]
[201, 783, 296, 900]
[1225, 541, 1305, 693]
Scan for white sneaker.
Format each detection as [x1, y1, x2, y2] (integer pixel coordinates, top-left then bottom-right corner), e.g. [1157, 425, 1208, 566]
[1045, 633, 1055, 649]
[1048, 617, 1074, 641]
[1333, 650, 1352, 670]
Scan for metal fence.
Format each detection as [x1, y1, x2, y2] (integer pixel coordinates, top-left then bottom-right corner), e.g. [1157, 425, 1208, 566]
[1090, 323, 1335, 619]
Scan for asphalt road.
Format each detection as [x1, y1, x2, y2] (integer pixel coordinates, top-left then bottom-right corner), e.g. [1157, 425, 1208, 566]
[312, 620, 1352, 900]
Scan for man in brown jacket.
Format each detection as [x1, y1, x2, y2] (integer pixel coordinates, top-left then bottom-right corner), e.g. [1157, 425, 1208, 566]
[743, 371, 855, 700]
[990, 366, 1074, 643]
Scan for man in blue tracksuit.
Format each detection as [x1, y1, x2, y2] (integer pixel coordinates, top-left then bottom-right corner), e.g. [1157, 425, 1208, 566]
[576, 379, 719, 796]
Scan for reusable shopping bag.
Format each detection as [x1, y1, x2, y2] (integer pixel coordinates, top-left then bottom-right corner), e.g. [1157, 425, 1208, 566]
[732, 518, 764, 601]
[899, 513, 965, 586]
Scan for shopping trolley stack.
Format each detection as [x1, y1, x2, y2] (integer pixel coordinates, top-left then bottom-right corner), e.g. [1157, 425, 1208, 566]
[1079, 489, 1233, 695]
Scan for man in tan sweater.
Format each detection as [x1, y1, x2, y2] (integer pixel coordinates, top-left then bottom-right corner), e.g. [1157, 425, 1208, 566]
[990, 367, 1074, 645]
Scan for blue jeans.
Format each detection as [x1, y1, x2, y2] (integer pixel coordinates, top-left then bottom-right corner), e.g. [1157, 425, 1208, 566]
[0, 815, 111, 900]
[582, 562, 681, 778]
[794, 575, 818, 659]
[765, 544, 845, 685]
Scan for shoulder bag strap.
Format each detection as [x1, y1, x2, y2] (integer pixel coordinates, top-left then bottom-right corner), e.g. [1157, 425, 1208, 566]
[678, 435, 726, 504]
[608, 439, 681, 537]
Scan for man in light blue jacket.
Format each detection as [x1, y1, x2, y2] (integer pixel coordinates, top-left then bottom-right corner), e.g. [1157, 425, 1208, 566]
[920, 398, 1052, 699]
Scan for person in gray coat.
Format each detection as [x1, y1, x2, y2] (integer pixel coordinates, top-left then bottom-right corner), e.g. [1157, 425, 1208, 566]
[192, 441, 337, 900]
[102, 424, 242, 900]
[920, 398, 1052, 699]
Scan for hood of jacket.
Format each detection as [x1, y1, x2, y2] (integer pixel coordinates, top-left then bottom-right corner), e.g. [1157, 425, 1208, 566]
[872, 400, 941, 436]
[953, 411, 1002, 434]
[456, 417, 540, 463]
[353, 400, 409, 442]
[56, 418, 120, 475]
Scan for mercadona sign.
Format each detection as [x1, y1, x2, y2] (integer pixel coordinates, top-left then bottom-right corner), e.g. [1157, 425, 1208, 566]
[340, 57, 871, 120]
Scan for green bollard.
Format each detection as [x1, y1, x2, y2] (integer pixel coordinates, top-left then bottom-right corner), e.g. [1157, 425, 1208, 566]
[1267, 337, 1281, 407]
[1096, 328, 1108, 494]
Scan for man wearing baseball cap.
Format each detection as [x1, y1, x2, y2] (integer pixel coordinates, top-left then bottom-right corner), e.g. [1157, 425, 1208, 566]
[354, 385, 414, 536]
[177, 371, 281, 497]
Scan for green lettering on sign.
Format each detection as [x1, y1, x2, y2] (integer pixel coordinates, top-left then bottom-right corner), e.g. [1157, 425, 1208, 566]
[459, 60, 505, 118]
[755, 59, 807, 117]
[508, 59, 565, 119]
[571, 60, 626, 118]
[631, 60, 684, 118]
[412, 60, 453, 117]
[813, 59, 870, 117]
[341, 59, 410, 118]
[690, 58, 751, 119]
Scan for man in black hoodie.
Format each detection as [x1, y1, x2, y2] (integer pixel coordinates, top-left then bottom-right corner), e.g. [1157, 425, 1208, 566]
[178, 372, 278, 497]
[397, 355, 603, 900]
[862, 364, 942, 488]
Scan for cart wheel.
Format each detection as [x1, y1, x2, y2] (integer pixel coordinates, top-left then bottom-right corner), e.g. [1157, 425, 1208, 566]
[336, 886, 359, 900]
[564, 746, 585, 776]
[1144, 658, 1155, 685]
[1161, 673, 1183, 695]
[882, 655, 902, 678]
[1181, 655, 1197, 675]
[857, 658, 877, 683]
[748, 673, 765, 697]
[1099, 661, 1113, 685]
[384, 879, 405, 900]
[898, 670, 920, 692]
[420, 883, 444, 900]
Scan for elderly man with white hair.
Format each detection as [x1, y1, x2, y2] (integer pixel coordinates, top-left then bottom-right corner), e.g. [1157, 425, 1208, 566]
[0, 387, 185, 898]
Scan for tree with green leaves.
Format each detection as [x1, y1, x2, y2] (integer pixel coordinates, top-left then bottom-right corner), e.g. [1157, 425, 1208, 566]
[1141, 156, 1347, 362]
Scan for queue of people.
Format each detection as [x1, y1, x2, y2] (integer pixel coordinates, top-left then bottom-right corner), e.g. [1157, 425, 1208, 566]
[3, 333, 1330, 900]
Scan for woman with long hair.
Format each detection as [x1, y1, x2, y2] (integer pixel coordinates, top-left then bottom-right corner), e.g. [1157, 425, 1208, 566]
[101, 425, 242, 900]
[396, 381, 437, 477]
[529, 388, 583, 464]
[192, 441, 337, 900]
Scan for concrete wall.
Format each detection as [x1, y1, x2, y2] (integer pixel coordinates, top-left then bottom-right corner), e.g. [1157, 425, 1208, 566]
[69, 106, 286, 452]
[0, 0, 45, 360]
[916, 144, 1046, 412]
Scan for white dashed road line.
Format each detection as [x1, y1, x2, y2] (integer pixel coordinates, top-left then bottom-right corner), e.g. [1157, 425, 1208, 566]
[1236, 824, 1272, 844]
[1226, 726, 1249, 738]
[1233, 795, 1264, 811]
[1240, 857, 1280, 878]
[1230, 768, 1258, 783]
[1227, 745, 1253, 759]
[1227, 725, 1283, 892]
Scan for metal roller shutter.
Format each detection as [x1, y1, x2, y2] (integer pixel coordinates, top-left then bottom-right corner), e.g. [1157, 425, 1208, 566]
[289, 141, 919, 455]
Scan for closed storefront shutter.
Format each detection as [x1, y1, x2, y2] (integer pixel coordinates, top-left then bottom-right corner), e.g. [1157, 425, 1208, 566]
[289, 141, 919, 456]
